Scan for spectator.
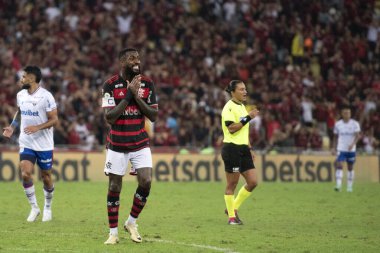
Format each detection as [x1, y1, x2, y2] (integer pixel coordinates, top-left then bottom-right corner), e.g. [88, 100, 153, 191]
[0, 0, 379, 154]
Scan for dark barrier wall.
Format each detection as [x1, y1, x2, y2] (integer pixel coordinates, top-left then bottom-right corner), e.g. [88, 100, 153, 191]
[0, 152, 379, 182]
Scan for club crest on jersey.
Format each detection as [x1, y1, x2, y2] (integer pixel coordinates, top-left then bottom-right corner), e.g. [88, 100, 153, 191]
[138, 88, 149, 98]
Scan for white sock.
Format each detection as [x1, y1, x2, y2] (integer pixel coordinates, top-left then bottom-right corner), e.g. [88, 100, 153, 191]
[110, 227, 118, 236]
[43, 186, 54, 210]
[24, 184, 39, 209]
[335, 169, 343, 189]
[127, 215, 137, 224]
[347, 170, 354, 189]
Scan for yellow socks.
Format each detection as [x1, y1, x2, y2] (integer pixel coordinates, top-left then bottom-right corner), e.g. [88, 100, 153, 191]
[224, 195, 235, 218]
[234, 186, 252, 210]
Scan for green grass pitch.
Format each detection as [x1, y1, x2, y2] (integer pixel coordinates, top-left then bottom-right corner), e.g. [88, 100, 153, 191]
[0, 181, 379, 253]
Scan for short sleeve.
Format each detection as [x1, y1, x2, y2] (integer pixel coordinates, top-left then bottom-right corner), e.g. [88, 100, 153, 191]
[101, 82, 116, 108]
[355, 121, 361, 132]
[46, 92, 57, 112]
[16, 93, 21, 107]
[147, 82, 158, 108]
[333, 123, 338, 135]
[223, 106, 235, 123]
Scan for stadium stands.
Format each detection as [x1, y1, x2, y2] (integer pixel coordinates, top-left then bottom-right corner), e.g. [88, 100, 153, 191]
[0, 0, 379, 153]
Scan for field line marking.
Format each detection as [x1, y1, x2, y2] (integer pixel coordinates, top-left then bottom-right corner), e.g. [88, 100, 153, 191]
[0, 230, 81, 237]
[2, 248, 80, 253]
[1, 230, 240, 253]
[146, 238, 240, 253]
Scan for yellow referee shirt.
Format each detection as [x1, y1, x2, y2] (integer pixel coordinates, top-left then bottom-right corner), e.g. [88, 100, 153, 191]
[221, 100, 250, 145]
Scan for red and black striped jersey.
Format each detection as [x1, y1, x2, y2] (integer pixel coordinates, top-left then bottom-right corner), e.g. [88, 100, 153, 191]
[101, 74, 158, 152]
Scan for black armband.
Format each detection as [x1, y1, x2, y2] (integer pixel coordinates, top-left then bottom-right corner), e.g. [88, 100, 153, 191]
[123, 90, 133, 102]
[240, 115, 252, 126]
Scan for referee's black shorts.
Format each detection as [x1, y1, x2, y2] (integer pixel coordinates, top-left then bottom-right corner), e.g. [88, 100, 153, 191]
[221, 143, 255, 173]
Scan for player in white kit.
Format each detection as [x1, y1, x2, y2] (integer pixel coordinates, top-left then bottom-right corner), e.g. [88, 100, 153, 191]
[2, 66, 58, 222]
[332, 106, 361, 192]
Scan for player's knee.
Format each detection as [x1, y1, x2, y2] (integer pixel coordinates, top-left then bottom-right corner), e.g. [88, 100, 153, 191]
[109, 181, 121, 192]
[139, 177, 152, 192]
[21, 171, 32, 182]
[334, 161, 342, 169]
[226, 181, 238, 193]
[246, 180, 258, 191]
[41, 172, 52, 183]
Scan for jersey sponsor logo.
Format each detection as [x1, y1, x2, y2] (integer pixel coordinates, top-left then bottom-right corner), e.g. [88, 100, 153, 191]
[115, 83, 123, 88]
[122, 105, 141, 116]
[114, 88, 127, 99]
[21, 110, 39, 116]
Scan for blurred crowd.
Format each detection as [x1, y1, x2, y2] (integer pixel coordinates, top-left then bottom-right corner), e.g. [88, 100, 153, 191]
[0, 0, 379, 153]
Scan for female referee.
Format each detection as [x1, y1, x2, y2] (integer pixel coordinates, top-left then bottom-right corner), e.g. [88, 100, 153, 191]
[221, 80, 259, 225]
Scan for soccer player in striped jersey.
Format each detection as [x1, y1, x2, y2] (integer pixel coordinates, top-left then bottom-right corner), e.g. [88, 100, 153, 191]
[2, 66, 58, 222]
[332, 106, 361, 192]
[102, 48, 158, 245]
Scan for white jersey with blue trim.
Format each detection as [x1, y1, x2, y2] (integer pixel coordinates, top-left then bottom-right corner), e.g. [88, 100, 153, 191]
[333, 119, 361, 152]
[17, 86, 57, 151]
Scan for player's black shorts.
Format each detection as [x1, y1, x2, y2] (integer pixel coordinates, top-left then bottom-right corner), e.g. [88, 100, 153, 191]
[221, 143, 255, 173]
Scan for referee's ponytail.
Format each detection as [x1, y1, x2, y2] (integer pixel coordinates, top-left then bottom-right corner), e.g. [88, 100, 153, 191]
[225, 80, 242, 94]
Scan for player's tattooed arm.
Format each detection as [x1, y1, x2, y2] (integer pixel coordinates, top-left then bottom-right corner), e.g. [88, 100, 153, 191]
[13, 108, 21, 127]
[133, 97, 158, 122]
[104, 99, 130, 125]
[103, 76, 140, 124]
[2, 108, 21, 138]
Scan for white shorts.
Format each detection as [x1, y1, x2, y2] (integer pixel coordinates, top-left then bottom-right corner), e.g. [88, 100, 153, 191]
[104, 148, 153, 176]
